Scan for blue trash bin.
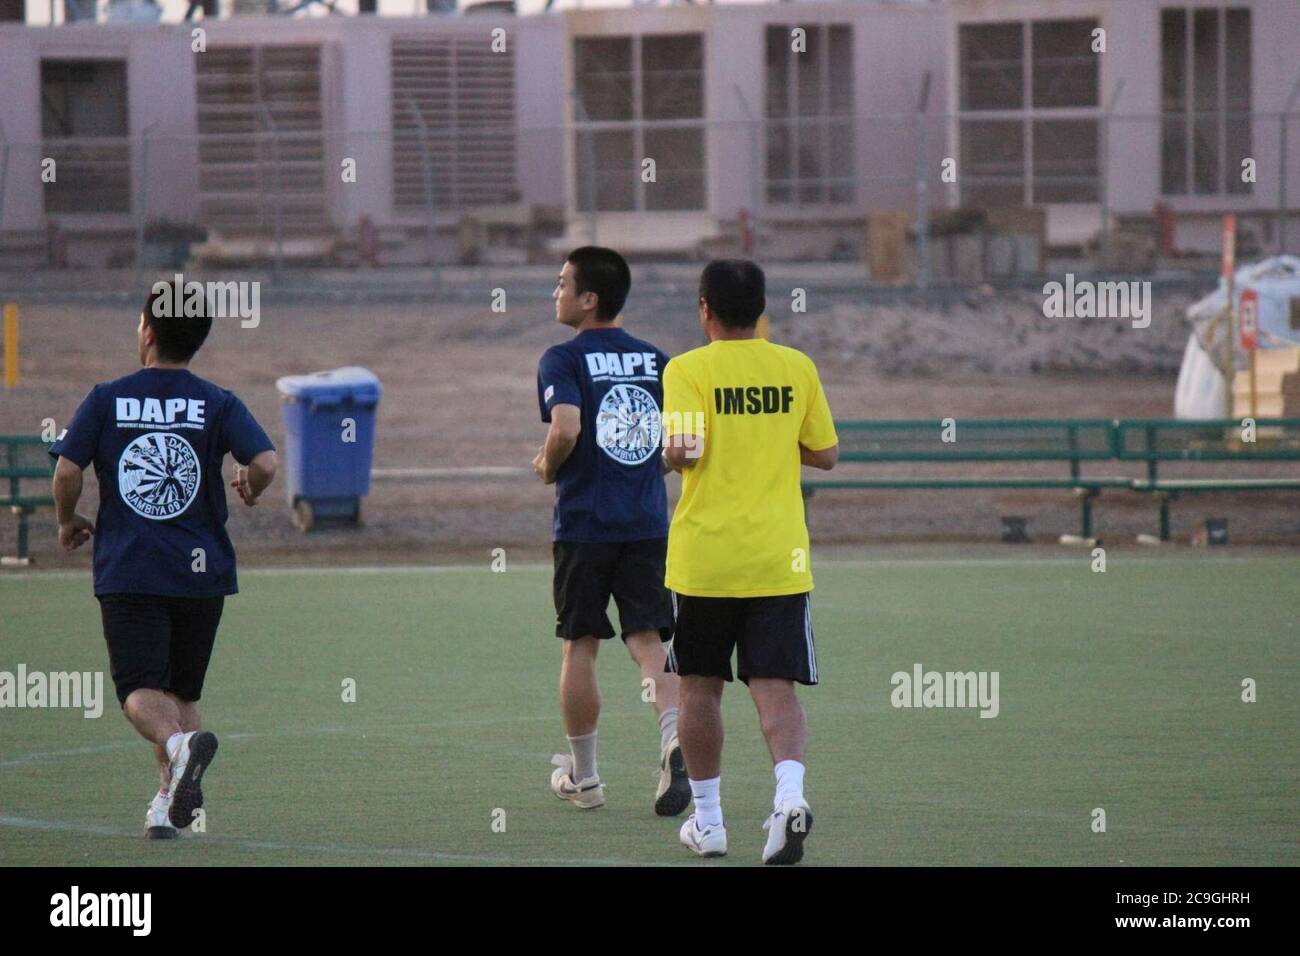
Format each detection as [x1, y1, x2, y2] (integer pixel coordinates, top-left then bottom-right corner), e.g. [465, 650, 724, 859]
[275, 367, 382, 530]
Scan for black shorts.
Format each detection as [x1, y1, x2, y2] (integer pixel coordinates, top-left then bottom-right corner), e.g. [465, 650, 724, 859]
[97, 593, 225, 706]
[667, 592, 818, 685]
[553, 538, 674, 642]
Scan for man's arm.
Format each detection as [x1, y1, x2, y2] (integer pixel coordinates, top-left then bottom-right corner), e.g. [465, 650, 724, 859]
[800, 442, 839, 471]
[662, 431, 703, 471]
[52, 456, 95, 551]
[532, 404, 580, 484]
[230, 450, 278, 506]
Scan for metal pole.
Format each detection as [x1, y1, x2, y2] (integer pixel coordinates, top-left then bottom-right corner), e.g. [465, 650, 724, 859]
[1279, 73, 1300, 254]
[0, 118, 9, 234]
[403, 95, 438, 270]
[1099, 80, 1125, 268]
[133, 122, 158, 294]
[915, 72, 932, 291]
[1222, 214, 1236, 419]
[571, 93, 597, 245]
[732, 85, 762, 258]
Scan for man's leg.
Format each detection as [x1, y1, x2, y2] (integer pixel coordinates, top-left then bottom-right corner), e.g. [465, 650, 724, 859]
[553, 636, 605, 808]
[124, 688, 183, 750]
[739, 593, 817, 864]
[158, 598, 222, 831]
[172, 694, 202, 734]
[749, 677, 812, 864]
[625, 629, 688, 815]
[611, 538, 680, 735]
[560, 636, 600, 739]
[624, 629, 680, 727]
[153, 694, 202, 791]
[128, 690, 185, 838]
[679, 674, 726, 831]
[551, 541, 614, 806]
[747, 677, 807, 766]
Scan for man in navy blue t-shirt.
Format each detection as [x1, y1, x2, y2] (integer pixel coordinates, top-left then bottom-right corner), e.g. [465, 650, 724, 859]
[50, 287, 277, 839]
[533, 246, 689, 817]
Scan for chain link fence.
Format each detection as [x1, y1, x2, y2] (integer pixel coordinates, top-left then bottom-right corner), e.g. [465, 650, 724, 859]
[2, 108, 1298, 293]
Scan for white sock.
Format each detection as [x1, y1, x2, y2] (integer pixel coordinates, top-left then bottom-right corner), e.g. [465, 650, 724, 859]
[164, 731, 186, 762]
[658, 707, 679, 752]
[690, 776, 723, 829]
[773, 759, 806, 811]
[567, 731, 597, 782]
[151, 788, 170, 810]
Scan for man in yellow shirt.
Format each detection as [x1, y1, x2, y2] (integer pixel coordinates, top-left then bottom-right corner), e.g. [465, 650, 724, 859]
[662, 259, 838, 865]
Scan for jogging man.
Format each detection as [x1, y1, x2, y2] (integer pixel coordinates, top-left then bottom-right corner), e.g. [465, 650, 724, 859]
[662, 259, 838, 864]
[533, 246, 689, 816]
[50, 287, 277, 838]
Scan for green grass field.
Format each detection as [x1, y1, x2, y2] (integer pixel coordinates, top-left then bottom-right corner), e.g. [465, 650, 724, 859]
[2, 556, 1297, 866]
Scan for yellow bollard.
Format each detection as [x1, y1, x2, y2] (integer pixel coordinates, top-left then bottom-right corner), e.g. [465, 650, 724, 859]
[3, 304, 17, 388]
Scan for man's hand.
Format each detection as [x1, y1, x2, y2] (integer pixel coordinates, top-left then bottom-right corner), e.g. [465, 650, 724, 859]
[532, 445, 555, 485]
[230, 465, 261, 506]
[58, 514, 94, 551]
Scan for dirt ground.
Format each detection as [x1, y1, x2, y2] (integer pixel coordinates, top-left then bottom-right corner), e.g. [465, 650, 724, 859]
[3, 290, 1297, 571]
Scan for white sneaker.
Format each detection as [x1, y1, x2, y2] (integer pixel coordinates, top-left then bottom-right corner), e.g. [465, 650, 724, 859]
[550, 753, 606, 809]
[679, 814, 727, 858]
[144, 794, 179, 840]
[761, 800, 813, 865]
[166, 731, 218, 829]
[654, 735, 690, 817]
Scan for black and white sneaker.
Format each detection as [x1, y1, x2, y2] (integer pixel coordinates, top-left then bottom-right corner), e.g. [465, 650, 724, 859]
[167, 731, 218, 830]
[761, 800, 813, 865]
[654, 735, 691, 817]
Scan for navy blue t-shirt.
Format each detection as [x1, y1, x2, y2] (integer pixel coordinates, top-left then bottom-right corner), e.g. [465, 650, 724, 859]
[50, 367, 275, 598]
[537, 327, 670, 543]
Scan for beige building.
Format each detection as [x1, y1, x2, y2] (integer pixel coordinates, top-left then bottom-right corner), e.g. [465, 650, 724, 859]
[0, 0, 1295, 268]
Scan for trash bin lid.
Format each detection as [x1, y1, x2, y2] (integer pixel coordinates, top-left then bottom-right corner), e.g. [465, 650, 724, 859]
[276, 366, 383, 404]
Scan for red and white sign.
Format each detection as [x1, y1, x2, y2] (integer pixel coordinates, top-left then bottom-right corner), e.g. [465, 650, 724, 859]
[1239, 288, 1259, 351]
[1221, 214, 1237, 279]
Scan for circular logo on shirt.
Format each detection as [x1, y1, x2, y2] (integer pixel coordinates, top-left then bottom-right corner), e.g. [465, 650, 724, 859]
[118, 432, 202, 520]
[595, 384, 662, 465]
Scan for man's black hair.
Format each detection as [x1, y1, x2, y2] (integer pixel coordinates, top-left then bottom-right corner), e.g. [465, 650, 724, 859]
[567, 246, 631, 322]
[699, 259, 766, 329]
[143, 286, 212, 363]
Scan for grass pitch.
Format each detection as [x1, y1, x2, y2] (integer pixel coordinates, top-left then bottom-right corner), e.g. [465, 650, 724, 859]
[1, 556, 1296, 866]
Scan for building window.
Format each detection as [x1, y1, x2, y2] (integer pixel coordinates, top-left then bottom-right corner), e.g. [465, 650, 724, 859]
[1161, 7, 1252, 196]
[573, 33, 705, 212]
[958, 19, 1099, 205]
[391, 36, 518, 211]
[194, 45, 327, 235]
[40, 59, 131, 214]
[764, 23, 854, 206]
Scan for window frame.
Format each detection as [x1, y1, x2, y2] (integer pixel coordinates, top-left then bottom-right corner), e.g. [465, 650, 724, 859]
[571, 31, 707, 214]
[1159, 5, 1253, 198]
[763, 22, 856, 210]
[956, 18, 1101, 207]
[39, 58, 132, 216]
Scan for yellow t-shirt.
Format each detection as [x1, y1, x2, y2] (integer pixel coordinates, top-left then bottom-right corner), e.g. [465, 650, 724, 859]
[663, 338, 837, 598]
